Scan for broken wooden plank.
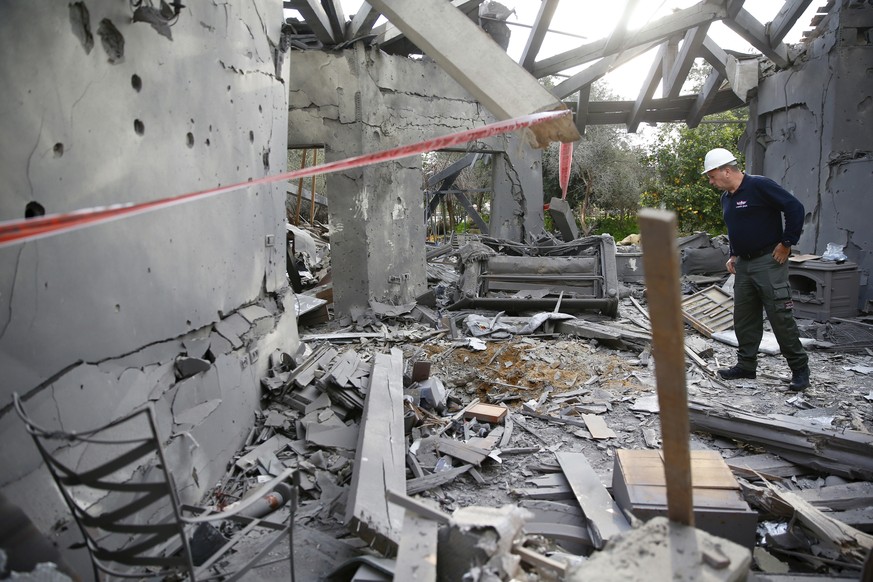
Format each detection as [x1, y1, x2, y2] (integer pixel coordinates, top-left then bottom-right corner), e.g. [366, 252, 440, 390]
[681, 285, 734, 337]
[436, 398, 480, 436]
[796, 482, 873, 511]
[582, 414, 617, 440]
[639, 208, 695, 527]
[235, 435, 291, 471]
[299, 332, 385, 342]
[519, 408, 588, 429]
[689, 400, 873, 480]
[406, 465, 472, 495]
[555, 451, 631, 549]
[436, 439, 489, 466]
[387, 490, 444, 582]
[345, 348, 406, 555]
[727, 453, 805, 480]
[464, 402, 507, 423]
[294, 345, 338, 388]
[751, 482, 873, 565]
[829, 507, 873, 533]
[394, 512, 438, 582]
[386, 489, 451, 524]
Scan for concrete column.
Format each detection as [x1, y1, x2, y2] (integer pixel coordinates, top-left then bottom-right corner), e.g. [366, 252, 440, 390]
[325, 45, 427, 317]
[490, 134, 545, 242]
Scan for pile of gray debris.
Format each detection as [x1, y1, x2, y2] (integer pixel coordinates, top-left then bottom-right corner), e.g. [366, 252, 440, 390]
[217, 232, 873, 581]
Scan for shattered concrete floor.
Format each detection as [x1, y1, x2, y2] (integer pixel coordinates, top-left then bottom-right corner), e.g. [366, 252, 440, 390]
[249, 283, 873, 581]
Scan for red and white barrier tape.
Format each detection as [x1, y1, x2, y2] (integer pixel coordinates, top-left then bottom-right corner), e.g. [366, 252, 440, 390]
[559, 141, 572, 200]
[0, 110, 570, 249]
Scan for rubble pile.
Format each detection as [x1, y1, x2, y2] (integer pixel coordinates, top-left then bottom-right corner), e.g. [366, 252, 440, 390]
[223, 230, 873, 580]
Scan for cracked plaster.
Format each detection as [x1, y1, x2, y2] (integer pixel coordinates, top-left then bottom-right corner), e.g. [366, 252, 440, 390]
[747, 1, 872, 307]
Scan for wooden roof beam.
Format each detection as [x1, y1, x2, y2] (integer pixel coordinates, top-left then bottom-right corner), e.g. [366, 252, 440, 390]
[686, 67, 726, 128]
[532, 1, 726, 78]
[724, 6, 791, 68]
[347, 2, 381, 39]
[585, 90, 742, 125]
[767, 0, 814, 45]
[368, 0, 579, 145]
[663, 25, 709, 99]
[373, 0, 482, 49]
[292, 0, 337, 45]
[520, 0, 560, 72]
[627, 42, 667, 133]
[700, 35, 728, 78]
[575, 85, 591, 136]
[551, 42, 657, 100]
[601, 0, 642, 56]
[322, 0, 347, 42]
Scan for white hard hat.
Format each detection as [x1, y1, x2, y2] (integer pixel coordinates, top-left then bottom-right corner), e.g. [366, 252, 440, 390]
[701, 148, 737, 174]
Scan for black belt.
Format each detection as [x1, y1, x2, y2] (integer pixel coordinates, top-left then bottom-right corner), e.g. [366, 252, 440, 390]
[738, 243, 777, 260]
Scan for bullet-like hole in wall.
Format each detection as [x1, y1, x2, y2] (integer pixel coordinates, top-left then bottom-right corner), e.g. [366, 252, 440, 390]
[115, 304, 121, 312]
[25, 201, 46, 218]
[205, 138, 211, 146]
[249, 130, 254, 143]
[134, 119, 144, 135]
[53, 143, 64, 157]
[227, 85, 231, 91]
[258, 105, 263, 113]
[186, 132, 194, 148]
[131, 74, 142, 92]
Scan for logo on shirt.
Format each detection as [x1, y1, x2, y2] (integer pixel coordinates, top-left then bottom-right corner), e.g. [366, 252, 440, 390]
[735, 200, 748, 209]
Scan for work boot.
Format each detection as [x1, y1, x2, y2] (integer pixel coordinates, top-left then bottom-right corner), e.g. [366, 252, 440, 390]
[788, 366, 810, 391]
[717, 365, 756, 380]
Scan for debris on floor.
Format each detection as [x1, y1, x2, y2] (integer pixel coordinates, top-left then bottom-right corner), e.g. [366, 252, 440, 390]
[214, 231, 873, 580]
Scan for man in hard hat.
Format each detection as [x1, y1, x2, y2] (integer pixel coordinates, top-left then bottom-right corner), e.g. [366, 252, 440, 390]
[702, 148, 809, 391]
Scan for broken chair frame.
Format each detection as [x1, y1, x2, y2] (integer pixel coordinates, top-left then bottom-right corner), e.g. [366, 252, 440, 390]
[13, 393, 297, 581]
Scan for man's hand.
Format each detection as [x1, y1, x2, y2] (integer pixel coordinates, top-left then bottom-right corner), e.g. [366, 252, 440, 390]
[726, 256, 736, 274]
[773, 243, 791, 264]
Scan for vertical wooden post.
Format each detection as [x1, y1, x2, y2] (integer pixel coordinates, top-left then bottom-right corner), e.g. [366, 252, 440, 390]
[638, 208, 694, 526]
[309, 158, 317, 224]
[294, 149, 308, 225]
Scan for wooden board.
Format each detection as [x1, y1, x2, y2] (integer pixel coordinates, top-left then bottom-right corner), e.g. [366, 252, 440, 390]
[556, 451, 630, 549]
[464, 402, 507, 423]
[436, 439, 489, 466]
[345, 349, 406, 555]
[681, 285, 734, 337]
[582, 414, 617, 440]
[617, 449, 739, 489]
[394, 512, 438, 581]
[612, 448, 758, 549]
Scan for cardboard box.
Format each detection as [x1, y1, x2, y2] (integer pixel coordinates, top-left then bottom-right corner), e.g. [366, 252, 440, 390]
[612, 449, 757, 549]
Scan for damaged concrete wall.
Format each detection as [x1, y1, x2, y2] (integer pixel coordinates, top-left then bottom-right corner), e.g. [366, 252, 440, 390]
[0, 0, 294, 533]
[747, 0, 873, 308]
[288, 45, 544, 315]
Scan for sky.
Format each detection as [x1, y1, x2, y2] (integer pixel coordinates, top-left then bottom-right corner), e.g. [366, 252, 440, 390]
[324, 0, 821, 100]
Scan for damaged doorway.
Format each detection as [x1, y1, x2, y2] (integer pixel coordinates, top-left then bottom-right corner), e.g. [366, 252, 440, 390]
[287, 146, 330, 294]
[287, 146, 328, 227]
[424, 150, 493, 245]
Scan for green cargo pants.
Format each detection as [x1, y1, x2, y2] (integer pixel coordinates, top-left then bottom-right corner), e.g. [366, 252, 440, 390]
[733, 254, 808, 372]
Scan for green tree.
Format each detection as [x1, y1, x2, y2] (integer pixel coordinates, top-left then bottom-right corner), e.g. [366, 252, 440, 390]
[542, 83, 644, 239]
[641, 107, 747, 235]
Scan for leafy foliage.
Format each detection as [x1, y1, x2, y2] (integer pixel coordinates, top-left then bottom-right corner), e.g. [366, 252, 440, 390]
[640, 108, 747, 235]
[541, 83, 645, 238]
[543, 124, 644, 237]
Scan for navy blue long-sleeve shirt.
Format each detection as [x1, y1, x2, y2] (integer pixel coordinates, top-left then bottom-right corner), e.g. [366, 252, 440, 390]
[721, 174, 805, 257]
